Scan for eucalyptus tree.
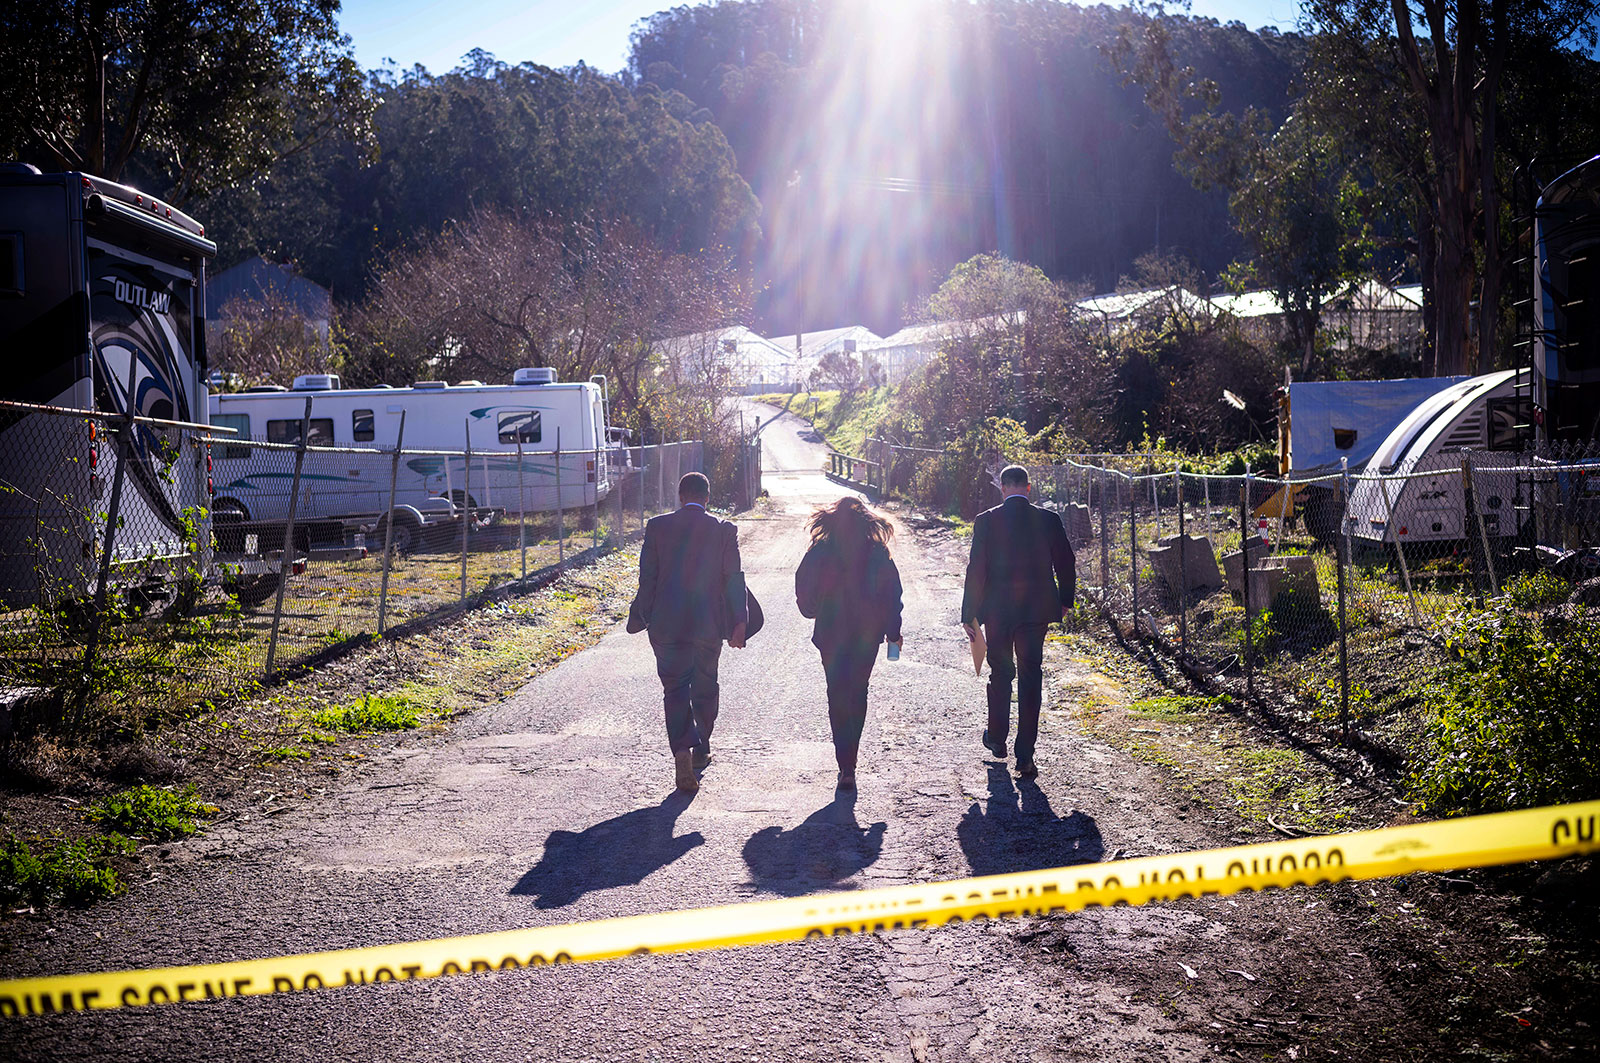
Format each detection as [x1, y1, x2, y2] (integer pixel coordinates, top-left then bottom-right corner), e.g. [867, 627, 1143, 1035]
[0, 0, 376, 204]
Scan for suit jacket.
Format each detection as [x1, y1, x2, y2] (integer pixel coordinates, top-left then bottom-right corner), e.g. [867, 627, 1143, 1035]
[629, 505, 748, 643]
[795, 539, 903, 653]
[961, 495, 1075, 628]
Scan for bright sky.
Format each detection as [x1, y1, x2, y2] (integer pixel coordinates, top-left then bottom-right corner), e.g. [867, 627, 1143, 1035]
[338, 0, 1307, 76]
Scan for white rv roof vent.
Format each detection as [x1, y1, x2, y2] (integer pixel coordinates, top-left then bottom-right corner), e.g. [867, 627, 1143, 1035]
[514, 367, 558, 385]
[292, 373, 341, 391]
[413, 380, 447, 390]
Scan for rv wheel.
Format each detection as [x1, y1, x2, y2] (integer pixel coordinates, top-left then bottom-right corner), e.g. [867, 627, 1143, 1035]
[225, 572, 284, 608]
[160, 575, 205, 621]
[381, 511, 420, 555]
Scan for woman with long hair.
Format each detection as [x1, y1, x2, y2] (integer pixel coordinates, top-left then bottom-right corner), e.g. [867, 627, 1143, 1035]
[794, 496, 904, 790]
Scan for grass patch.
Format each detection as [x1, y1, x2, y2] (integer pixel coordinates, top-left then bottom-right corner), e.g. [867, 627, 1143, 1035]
[261, 746, 311, 760]
[0, 832, 134, 906]
[84, 783, 217, 840]
[756, 387, 897, 455]
[308, 695, 420, 733]
[1129, 695, 1220, 723]
[1055, 631, 1351, 834]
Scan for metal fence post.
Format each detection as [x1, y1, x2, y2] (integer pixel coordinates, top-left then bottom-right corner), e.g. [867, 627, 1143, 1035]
[1376, 472, 1421, 626]
[81, 352, 139, 712]
[1338, 458, 1351, 743]
[517, 437, 527, 580]
[613, 452, 624, 547]
[1464, 451, 1501, 596]
[265, 396, 312, 677]
[1129, 475, 1139, 635]
[555, 428, 564, 565]
[1098, 470, 1110, 601]
[377, 410, 407, 635]
[1461, 452, 1483, 607]
[592, 447, 601, 553]
[638, 446, 645, 530]
[1175, 468, 1188, 660]
[1241, 472, 1254, 700]
[460, 420, 471, 603]
[1204, 475, 1214, 545]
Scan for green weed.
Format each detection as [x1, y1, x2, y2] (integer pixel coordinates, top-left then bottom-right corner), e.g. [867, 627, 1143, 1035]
[1411, 607, 1600, 814]
[309, 694, 420, 733]
[1501, 570, 1571, 611]
[1129, 695, 1219, 722]
[0, 832, 134, 906]
[85, 783, 217, 840]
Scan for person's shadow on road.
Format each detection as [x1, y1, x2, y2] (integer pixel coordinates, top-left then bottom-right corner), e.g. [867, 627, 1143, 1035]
[742, 792, 887, 896]
[957, 764, 1103, 877]
[510, 791, 703, 908]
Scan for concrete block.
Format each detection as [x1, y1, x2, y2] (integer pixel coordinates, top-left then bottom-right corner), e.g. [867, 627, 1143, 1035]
[1148, 534, 1222, 597]
[1058, 503, 1093, 545]
[1220, 539, 1269, 597]
[1248, 554, 1321, 613]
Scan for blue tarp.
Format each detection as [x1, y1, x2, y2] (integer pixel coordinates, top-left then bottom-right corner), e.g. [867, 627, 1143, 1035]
[1286, 377, 1470, 476]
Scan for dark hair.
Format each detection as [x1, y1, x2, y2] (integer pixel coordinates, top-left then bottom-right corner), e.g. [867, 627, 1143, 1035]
[809, 496, 893, 550]
[1000, 464, 1030, 488]
[678, 471, 710, 503]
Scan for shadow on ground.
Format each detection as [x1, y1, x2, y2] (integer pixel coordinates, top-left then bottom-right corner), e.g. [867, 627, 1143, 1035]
[957, 763, 1103, 876]
[742, 792, 887, 896]
[510, 791, 704, 908]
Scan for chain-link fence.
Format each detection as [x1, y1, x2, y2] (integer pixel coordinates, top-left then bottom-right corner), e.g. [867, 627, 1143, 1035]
[0, 398, 704, 736]
[876, 438, 1600, 751]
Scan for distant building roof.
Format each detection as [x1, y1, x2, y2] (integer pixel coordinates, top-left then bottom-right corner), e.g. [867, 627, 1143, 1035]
[658, 325, 792, 361]
[1209, 290, 1284, 319]
[206, 256, 331, 321]
[769, 325, 883, 357]
[1075, 286, 1210, 321]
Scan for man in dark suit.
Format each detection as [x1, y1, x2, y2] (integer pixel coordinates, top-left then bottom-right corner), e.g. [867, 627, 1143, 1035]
[629, 472, 748, 792]
[961, 465, 1075, 778]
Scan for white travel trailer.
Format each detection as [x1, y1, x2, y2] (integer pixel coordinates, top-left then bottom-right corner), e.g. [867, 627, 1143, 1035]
[1348, 369, 1531, 549]
[208, 369, 617, 550]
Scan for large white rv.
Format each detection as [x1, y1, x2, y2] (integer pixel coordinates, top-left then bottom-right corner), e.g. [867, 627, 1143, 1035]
[0, 165, 216, 609]
[1348, 369, 1531, 548]
[208, 369, 617, 550]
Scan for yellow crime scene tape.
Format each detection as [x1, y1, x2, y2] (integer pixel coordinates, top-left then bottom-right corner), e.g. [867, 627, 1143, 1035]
[3, 799, 1597, 1017]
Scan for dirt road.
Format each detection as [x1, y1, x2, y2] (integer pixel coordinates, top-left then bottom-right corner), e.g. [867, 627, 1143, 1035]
[4, 402, 1593, 1061]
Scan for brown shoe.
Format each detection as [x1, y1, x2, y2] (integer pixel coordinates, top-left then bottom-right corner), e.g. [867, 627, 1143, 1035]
[836, 770, 856, 791]
[1016, 759, 1038, 779]
[674, 750, 699, 792]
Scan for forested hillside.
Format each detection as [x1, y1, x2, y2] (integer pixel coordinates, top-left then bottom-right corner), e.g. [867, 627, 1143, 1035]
[630, 0, 1309, 332]
[58, 2, 1313, 335]
[202, 54, 761, 302]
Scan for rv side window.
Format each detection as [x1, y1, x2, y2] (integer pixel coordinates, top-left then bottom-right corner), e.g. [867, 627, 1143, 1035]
[212, 413, 251, 459]
[498, 410, 541, 444]
[352, 409, 375, 442]
[1487, 398, 1530, 451]
[267, 417, 335, 447]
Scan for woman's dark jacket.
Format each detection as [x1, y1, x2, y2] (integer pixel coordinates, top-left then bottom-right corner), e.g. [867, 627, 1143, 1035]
[795, 538, 903, 652]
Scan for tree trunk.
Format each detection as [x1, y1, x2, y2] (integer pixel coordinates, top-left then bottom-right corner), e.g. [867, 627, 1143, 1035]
[1475, 0, 1510, 374]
